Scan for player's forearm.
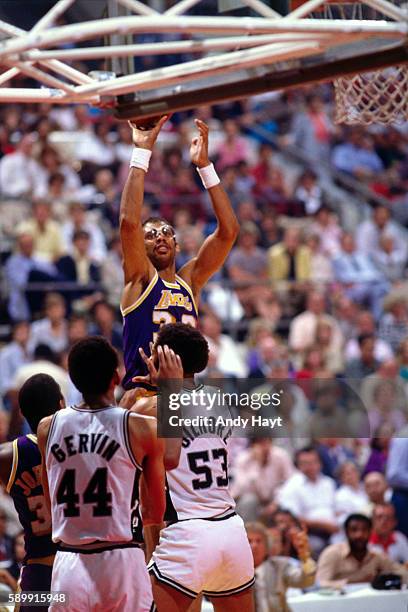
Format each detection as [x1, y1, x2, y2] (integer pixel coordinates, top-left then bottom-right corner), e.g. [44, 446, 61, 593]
[143, 522, 163, 562]
[119, 167, 145, 228]
[207, 183, 239, 240]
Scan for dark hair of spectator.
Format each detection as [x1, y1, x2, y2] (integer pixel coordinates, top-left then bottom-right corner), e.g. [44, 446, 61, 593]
[155, 323, 209, 375]
[18, 373, 62, 431]
[357, 333, 375, 347]
[72, 229, 90, 242]
[33, 344, 58, 364]
[344, 513, 372, 532]
[68, 336, 118, 395]
[294, 446, 319, 467]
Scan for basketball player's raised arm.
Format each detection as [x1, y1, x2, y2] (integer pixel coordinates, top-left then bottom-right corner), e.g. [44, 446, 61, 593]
[120, 117, 167, 308]
[178, 119, 239, 295]
[37, 416, 53, 513]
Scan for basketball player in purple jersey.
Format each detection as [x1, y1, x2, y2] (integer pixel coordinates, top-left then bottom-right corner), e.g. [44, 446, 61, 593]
[120, 117, 239, 406]
[0, 374, 64, 611]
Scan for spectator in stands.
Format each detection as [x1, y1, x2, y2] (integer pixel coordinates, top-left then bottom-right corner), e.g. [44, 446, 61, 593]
[345, 310, 393, 363]
[201, 311, 247, 378]
[0, 510, 15, 573]
[335, 462, 368, 526]
[357, 204, 407, 264]
[270, 508, 305, 558]
[291, 94, 333, 164]
[333, 232, 388, 320]
[62, 201, 107, 264]
[89, 300, 122, 352]
[90, 168, 120, 227]
[278, 446, 338, 556]
[27, 292, 68, 356]
[268, 227, 311, 284]
[67, 313, 88, 347]
[57, 230, 101, 289]
[333, 295, 359, 343]
[0, 133, 41, 199]
[316, 438, 356, 482]
[310, 205, 342, 258]
[246, 521, 315, 612]
[16, 201, 64, 264]
[247, 334, 280, 379]
[363, 471, 390, 516]
[35, 144, 81, 201]
[316, 514, 408, 588]
[294, 170, 323, 215]
[373, 233, 406, 282]
[345, 334, 380, 379]
[398, 337, 408, 381]
[289, 290, 342, 353]
[227, 221, 268, 318]
[313, 317, 344, 374]
[379, 292, 408, 353]
[369, 502, 408, 563]
[367, 379, 406, 432]
[363, 425, 394, 476]
[259, 212, 282, 249]
[306, 234, 333, 285]
[231, 438, 294, 521]
[101, 234, 123, 307]
[215, 119, 251, 170]
[386, 431, 408, 537]
[332, 131, 384, 179]
[4, 233, 57, 321]
[0, 321, 30, 406]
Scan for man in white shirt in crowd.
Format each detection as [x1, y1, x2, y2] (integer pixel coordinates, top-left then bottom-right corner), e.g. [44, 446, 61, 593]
[369, 502, 408, 563]
[201, 310, 248, 378]
[362, 471, 391, 516]
[0, 134, 41, 199]
[231, 438, 294, 521]
[278, 446, 338, 557]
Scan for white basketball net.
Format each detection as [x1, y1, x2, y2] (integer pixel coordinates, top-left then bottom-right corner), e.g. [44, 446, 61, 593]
[316, 1, 408, 124]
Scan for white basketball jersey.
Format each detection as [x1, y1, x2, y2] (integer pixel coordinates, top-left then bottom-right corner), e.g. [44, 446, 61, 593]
[165, 385, 236, 521]
[46, 406, 142, 547]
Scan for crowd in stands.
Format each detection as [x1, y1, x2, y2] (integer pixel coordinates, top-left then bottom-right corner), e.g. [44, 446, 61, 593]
[0, 81, 408, 606]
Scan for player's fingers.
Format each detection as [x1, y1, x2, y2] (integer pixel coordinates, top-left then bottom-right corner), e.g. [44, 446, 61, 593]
[131, 375, 150, 383]
[195, 118, 209, 131]
[139, 347, 150, 365]
[149, 341, 154, 355]
[176, 355, 183, 370]
[153, 115, 168, 133]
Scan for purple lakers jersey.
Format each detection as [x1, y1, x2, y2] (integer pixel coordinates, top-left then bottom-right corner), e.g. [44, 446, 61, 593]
[122, 272, 198, 389]
[7, 435, 57, 561]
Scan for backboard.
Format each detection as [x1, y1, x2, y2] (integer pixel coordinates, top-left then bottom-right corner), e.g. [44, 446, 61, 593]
[0, 0, 405, 122]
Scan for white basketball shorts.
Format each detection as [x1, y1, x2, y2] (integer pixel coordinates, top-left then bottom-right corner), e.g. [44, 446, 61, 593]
[149, 513, 255, 598]
[50, 546, 154, 611]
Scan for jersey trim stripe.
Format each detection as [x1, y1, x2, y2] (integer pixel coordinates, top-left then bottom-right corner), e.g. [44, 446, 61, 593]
[71, 405, 114, 413]
[6, 438, 19, 493]
[123, 411, 143, 470]
[148, 562, 198, 598]
[26, 434, 37, 444]
[162, 279, 180, 289]
[121, 271, 159, 317]
[203, 576, 255, 597]
[175, 275, 198, 315]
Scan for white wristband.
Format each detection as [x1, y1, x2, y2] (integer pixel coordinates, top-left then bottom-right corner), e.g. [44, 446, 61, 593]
[130, 147, 152, 172]
[196, 163, 220, 189]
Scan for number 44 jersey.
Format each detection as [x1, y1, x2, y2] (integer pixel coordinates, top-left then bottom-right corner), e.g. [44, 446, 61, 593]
[165, 385, 236, 522]
[46, 406, 143, 547]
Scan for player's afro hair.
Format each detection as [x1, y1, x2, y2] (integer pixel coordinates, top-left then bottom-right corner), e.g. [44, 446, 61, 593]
[155, 323, 209, 375]
[19, 373, 62, 431]
[68, 336, 118, 396]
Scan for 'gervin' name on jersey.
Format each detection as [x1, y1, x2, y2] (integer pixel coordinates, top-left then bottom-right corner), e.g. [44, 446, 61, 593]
[50, 433, 120, 464]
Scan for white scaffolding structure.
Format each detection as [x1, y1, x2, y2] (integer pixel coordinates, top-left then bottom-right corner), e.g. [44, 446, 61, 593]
[0, 0, 406, 106]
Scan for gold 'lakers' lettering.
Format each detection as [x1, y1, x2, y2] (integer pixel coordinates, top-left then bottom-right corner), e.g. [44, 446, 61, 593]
[155, 290, 193, 312]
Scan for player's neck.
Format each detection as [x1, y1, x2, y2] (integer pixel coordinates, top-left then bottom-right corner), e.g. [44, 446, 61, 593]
[157, 264, 177, 283]
[80, 391, 115, 410]
[182, 376, 197, 390]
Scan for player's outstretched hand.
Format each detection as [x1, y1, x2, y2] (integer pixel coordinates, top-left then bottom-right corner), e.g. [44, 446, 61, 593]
[157, 345, 183, 384]
[129, 115, 168, 151]
[190, 119, 210, 168]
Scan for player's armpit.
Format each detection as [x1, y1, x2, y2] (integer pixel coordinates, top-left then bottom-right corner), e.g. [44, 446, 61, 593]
[37, 416, 53, 513]
[164, 438, 182, 471]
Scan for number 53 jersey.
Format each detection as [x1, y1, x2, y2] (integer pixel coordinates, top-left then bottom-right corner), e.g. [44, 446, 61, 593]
[46, 406, 143, 547]
[165, 387, 236, 522]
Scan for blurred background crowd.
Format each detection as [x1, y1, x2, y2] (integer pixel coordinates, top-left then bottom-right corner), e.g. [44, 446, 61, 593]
[0, 71, 408, 598]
